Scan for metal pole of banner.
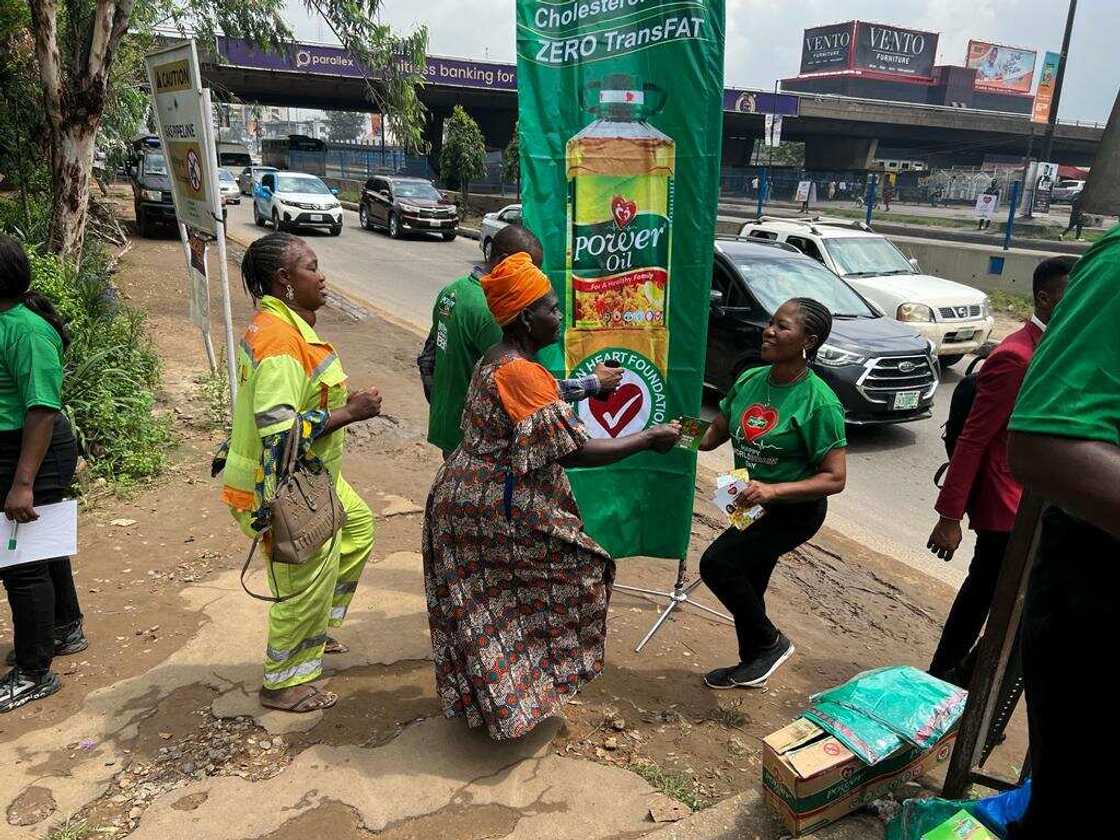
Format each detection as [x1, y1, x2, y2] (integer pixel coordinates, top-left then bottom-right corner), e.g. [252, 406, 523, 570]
[1004, 181, 1021, 251]
[214, 221, 238, 406]
[1020, 129, 1037, 219]
[757, 165, 767, 217]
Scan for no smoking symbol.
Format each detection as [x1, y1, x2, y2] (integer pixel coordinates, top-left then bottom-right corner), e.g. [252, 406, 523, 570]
[186, 148, 202, 192]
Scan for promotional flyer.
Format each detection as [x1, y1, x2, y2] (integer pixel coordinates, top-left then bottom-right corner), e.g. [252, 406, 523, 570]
[516, 0, 726, 560]
[1032, 51, 1060, 123]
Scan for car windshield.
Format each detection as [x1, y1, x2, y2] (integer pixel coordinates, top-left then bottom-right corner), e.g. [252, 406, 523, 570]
[219, 170, 235, 183]
[394, 181, 442, 200]
[731, 254, 876, 318]
[275, 175, 331, 195]
[143, 154, 167, 176]
[823, 237, 915, 277]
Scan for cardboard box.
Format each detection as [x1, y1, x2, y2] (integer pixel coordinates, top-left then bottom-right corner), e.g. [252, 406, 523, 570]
[762, 717, 957, 836]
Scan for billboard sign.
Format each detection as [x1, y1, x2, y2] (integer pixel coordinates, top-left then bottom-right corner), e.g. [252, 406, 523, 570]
[966, 40, 1037, 93]
[854, 22, 938, 78]
[217, 37, 518, 91]
[1032, 51, 1060, 123]
[724, 89, 800, 117]
[145, 42, 221, 237]
[800, 23, 854, 74]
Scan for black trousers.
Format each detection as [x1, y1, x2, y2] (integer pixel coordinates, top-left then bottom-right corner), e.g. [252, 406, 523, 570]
[0, 416, 81, 674]
[700, 498, 827, 662]
[1006, 508, 1117, 838]
[928, 529, 1011, 684]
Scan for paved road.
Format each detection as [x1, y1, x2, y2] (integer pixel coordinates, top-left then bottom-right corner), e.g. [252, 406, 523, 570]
[225, 199, 973, 585]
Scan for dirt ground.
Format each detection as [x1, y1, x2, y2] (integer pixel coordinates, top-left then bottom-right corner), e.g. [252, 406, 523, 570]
[0, 222, 1027, 838]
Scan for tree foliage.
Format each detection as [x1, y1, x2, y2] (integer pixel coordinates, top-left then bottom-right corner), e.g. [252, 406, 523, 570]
[440, 105, 487, 208]
[325, 110, 368, 142]
[502, 121, 520, 185]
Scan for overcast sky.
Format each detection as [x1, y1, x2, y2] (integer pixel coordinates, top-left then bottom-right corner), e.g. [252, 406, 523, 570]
[287, 0, 1118, 124]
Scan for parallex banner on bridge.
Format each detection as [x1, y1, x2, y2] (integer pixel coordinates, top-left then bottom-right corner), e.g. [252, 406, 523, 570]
[516, 0, 725, 560]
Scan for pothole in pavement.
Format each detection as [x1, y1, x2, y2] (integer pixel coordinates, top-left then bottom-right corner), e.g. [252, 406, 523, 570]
[254, 799, 523, 840]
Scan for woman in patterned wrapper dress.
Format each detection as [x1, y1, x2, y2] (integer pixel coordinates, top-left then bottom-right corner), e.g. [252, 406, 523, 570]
[422, 252, 682, 740]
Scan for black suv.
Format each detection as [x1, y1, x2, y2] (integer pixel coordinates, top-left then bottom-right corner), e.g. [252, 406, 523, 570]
[707, 238, 939, 425]
[357, 176, 459, 241]
[127, 136, 176, 237]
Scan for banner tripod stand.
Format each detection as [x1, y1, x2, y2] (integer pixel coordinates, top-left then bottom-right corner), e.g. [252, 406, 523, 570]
[614, 560, 733, 653]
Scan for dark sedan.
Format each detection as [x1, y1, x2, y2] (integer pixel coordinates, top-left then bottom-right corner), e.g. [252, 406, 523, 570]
[707, 239, 940, 424]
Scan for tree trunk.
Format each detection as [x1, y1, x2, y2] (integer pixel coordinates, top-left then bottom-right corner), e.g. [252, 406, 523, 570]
[49, 123, 100, 259]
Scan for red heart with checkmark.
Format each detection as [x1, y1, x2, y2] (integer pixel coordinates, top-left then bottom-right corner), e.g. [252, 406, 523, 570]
[590, 383, 644, 437]
[611, 195, 638, 229]
[741, 404, 779, 442]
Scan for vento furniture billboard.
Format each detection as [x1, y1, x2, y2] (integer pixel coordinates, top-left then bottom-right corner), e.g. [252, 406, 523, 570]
[966, 40, 1038, 93]
[798, 21, 938, 80]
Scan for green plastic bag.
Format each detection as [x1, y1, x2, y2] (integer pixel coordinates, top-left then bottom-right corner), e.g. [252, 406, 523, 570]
[803, 699, 903, 765]
[813, 666, 967, 749]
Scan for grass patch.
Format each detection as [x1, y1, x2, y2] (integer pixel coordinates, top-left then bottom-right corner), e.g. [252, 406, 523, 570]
[628, 759, 706, 811]
[45, 817, 94, 840]
[25, 243, 173, 488]
[336, 188, 361, 204]
[988, 290, 1034, 320]
[194, 358, 232, 433]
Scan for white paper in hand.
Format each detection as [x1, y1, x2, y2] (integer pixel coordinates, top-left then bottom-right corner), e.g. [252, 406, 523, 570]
[0, 500, 78, 570]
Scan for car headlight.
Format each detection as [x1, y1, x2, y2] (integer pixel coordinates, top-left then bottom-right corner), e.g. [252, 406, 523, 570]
[141, 189, 162, 202]
[897, 302, 935, 322]
[816, 343, 866, 367]
[980, 296, 991, 319]
[399, 203, 421, 213]
[926, 338, 938, 357]
[329, 201, 341, 209]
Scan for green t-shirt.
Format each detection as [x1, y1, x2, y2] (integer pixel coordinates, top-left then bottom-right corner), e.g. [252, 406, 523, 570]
[426, 271, 503, 452]
[0, 303, 64, 431]
[719, 366, 847, 484]
[1010, 224, 1120, 445]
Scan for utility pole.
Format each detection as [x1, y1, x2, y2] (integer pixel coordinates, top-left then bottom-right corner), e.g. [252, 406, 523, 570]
[1040, 0, 1079, 164]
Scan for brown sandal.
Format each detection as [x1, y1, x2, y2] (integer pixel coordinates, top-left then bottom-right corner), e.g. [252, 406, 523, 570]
[324, 637, 349, 655]
[259, 684, 338, 713]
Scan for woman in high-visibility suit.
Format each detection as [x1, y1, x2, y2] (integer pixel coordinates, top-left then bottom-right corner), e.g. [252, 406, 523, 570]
[218, 232, 381, 713]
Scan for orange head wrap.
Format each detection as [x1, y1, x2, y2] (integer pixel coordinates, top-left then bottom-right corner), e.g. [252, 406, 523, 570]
[481, 252, 553, 326]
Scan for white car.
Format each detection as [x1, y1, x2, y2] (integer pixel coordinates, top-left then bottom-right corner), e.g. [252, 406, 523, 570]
[738, 218, 993, 365]
[217, 169, 241, 205]
[479, 203, 523, 261]
[254, 172, 343, 236]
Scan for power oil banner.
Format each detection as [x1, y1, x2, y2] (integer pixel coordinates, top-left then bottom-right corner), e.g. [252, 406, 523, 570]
[517, 1, 725, 560]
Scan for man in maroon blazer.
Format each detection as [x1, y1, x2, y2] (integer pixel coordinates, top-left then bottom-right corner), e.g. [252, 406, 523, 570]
[926, 256, 1075, 687]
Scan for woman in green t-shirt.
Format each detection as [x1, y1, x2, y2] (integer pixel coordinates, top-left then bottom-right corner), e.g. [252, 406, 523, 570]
[0, 235, 86, 714]
[697, 298, 847, 690]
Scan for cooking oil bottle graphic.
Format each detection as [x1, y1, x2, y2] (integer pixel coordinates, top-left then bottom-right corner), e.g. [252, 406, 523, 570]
[565, 74, 675, 375]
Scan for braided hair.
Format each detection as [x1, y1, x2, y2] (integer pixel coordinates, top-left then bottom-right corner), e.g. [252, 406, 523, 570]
[241, 232, 301, 300]
[791, 297, 833, 361]
[0, 234, 70, 349]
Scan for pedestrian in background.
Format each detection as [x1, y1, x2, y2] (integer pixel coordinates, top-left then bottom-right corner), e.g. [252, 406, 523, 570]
[882, 179, 895, 212]
[827, 181, 836, 201]
[0, 235, 86, 714]
[1059, 192, 1084, 241]
[422, 252, 680, 740]
[925, 256, 1073, 688]
[1006, 224, 1120, 838]
[697, 298, 847, 690]
[418, 224, 621, 457]
[217, 232, 381, 714]
[977, 178, 1000, 231]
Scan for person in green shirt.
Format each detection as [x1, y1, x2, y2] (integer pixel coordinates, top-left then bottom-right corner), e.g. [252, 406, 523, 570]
[696, 298, 847, 690]
[0, 235, 86, 714]
[418, 224, 621, 455]
[1005, 224, 1120, 838]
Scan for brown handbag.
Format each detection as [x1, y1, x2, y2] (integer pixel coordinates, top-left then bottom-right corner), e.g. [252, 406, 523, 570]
[241, 414, 347, 602]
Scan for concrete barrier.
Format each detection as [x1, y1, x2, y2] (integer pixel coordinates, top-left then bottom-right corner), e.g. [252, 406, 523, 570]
[887, 236, 1063, 296]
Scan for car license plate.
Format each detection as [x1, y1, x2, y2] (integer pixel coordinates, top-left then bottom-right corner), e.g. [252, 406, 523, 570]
[893, 390, 921, 411]
[309, 214, 323, 222]
[428, 219, 442, 227]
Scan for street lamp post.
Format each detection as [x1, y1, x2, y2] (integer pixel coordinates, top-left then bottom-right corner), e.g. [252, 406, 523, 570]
[1040, 0, 1079, 164]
